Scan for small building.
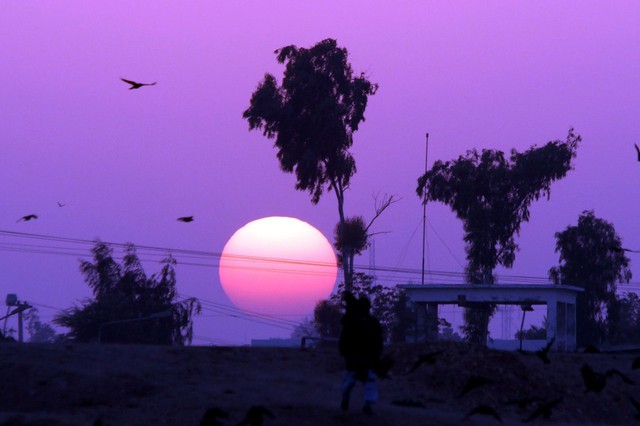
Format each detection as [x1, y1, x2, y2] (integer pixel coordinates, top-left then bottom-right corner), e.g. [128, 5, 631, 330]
[398, 284, 583, 352]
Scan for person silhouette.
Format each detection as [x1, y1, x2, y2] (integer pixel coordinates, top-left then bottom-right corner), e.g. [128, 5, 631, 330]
[338, 294, 383, 415]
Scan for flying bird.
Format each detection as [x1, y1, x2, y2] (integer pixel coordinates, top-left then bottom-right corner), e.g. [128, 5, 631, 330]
[535, 337, 555, 364]
[177, 216, 194, 223]
[237, 405, 275, 426]
[635, 143, 640, 161]
[200, 407, 228, 426]
[523, 397, 563, 422]
[120, 77, 157, 90]
[406, 350, 443, 374]
[457, 375, 493, 398]
[57, 201, 66, 207]
[17, 214, 38, 222]
[462, 405, 503, 424]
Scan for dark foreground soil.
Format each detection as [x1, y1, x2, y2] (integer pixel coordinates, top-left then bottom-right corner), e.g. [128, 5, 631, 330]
[1, 340, 639, 425]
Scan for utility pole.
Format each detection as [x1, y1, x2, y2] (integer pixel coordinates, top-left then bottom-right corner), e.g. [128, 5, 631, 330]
[421, 132, 429, 285]
[2, 294, 32, 343]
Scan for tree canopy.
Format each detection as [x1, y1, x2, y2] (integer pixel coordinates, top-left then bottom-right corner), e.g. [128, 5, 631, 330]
[417, 129, 580, 342]
[549, 210, 631, 346]
[243, 38, 378, 290]
[55, 242, 201, 345]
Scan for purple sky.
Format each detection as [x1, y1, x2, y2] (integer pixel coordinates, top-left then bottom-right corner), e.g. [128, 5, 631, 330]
[2, 2, 640, 345]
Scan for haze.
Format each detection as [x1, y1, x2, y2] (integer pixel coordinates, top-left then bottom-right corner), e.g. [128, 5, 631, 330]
[1, 1, 639, 345]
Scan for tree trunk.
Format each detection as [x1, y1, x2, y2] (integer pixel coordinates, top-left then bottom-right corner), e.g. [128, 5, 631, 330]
[335, 187, 352, 292]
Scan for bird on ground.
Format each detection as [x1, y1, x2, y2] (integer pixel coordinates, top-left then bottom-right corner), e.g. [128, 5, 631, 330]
[504, 397, 544, 410]
[607, 368, 635, 385]
[374, 355, 394, 379]
[535, 337, 556, 364]
[581, 364, 634, 393]
[582, 345, 601, 354]
[635, 143, 640, 161]
[237, 405, 275, 426]
[581, 364, 607, 392]
[457, 375, 493, 398]
[523, 397, 563, 422]
[120, 77, 157, 90]
[406, 350, 444, 374]
[391, 398, 425, 408]
[57, 201, 66, 207]
[629, 396, 640, 420]
[200, 407, 229, 426]
[462, 405, 503, 424]
[177, 216, 194, 223]
[17, 214, 38, 222]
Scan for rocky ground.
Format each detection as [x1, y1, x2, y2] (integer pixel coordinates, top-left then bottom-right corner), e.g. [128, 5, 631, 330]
[1, 340, 639, 425]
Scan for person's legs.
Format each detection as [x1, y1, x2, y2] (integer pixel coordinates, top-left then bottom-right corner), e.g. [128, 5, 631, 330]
[362, 370, 378, 415]
[341, 370, 357, 410]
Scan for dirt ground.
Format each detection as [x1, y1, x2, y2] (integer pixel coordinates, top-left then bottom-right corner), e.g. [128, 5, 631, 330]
[1, 340, 639, 425]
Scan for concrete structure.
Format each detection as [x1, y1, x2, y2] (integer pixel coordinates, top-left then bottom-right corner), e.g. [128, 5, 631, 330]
[398, 284, 583, 352]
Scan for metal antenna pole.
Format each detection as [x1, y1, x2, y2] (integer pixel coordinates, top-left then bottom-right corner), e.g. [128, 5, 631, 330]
[421, 132, 429, 285]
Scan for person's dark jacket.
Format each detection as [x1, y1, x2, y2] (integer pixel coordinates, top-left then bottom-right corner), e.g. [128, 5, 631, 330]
[339, 309, 383, 377]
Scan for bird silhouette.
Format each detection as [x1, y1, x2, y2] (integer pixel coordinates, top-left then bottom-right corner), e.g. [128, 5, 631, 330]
[373, 355, 394, 379]
[237, 405, 275, 426]
[629, 396, 640, 420]
[635, 143, 640, 161]
[391, 398, 425, 408]
[463, 405, 503, 423]
[504, 396, 544, 410]
[607, 368, 634, 385]
[581, 364, 607, 392]
[457, 375, 493, 398]
[177, 216, 194, 223]
[535, 337, 555, 364]
[406, 350, 443, 374]
[17, 214, 38, 222]
[581, 364, 634, 393]
[120, 77, 157, 90]
[57, 201, 66, 207]
[200, 407, 228, 426]
[523, 397, 563, 422]
[582, 344, 601, 354]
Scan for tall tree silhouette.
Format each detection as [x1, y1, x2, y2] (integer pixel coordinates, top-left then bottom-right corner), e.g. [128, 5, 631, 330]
[55, 241, 200, 345]
[549, 211, 631, 346]
[243, 38, 378, 291]
[417, 129, 580, 343]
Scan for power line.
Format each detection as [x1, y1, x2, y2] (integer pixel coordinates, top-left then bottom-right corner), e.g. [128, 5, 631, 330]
[0, 228, 593, 286]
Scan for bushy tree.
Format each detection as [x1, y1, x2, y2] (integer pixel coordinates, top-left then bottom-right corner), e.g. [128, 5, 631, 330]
[606, 293, 640, 345]
[55, 242, 201, 345]
[417, 129, 580, 343]
[25, 308, 58, 343]
[549, 211, 631, 347]
[243, 38, 378, 291]
[311, 273, 417, 343]
[515, 324, 547, 340]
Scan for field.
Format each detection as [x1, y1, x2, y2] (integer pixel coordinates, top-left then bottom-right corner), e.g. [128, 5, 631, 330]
[1, 340, 639, 425]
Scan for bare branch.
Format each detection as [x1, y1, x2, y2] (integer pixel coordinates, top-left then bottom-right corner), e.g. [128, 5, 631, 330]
[365, 193, 400, 232]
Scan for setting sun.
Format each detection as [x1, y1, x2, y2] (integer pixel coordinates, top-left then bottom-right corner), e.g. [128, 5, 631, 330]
[219, 217, 338, 316]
